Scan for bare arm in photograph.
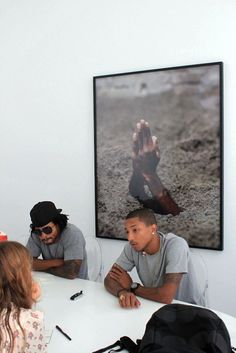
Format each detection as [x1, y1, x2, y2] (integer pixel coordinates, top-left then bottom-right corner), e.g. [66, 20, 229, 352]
[32, 258, 82, 279]
[129, 120, 182, 216]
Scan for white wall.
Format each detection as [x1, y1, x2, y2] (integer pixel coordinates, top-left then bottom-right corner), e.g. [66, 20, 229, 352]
[1, 0, 236, 316]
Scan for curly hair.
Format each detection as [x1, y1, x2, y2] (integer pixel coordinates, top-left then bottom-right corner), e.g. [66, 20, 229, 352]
[0, 241, 33, 353]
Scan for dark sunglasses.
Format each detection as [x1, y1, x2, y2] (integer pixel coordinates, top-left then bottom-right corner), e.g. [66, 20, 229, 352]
[33, 226, 53, 236]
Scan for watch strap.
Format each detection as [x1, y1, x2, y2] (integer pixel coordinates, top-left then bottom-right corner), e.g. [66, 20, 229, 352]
[130, 282, 140, 293]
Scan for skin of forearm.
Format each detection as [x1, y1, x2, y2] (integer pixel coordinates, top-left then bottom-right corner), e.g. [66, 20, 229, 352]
[46, 260, 82, 280]
[129, 172, 148, 199]
[104, 275, 126, 297]
[33, 258, 81, 279]
[135, 284, 177, 304]
[129, 171, 182, 215]
[32, 258, 64, 271]
[143, 173, 167, 197]
[104, 267, 177, 304]
[143, 174, 182, 215]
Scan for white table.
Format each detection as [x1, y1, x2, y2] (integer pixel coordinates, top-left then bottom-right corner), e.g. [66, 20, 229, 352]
[33, 272, 236, 353]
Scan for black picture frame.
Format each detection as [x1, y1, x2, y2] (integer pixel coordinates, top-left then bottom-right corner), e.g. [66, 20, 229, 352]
[93, 62, 223, 250]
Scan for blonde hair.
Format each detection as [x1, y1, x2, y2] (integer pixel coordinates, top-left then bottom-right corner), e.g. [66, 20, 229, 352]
[0, 241, 33, 353]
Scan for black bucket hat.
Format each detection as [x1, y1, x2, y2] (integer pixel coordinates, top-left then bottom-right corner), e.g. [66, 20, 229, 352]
[30, 201, 62, 227]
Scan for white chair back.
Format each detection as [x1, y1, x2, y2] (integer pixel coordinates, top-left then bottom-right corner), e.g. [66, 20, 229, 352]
[17, 233, 29, 246]
[190, 250, 209, 307]
[85, 236, 103, 282]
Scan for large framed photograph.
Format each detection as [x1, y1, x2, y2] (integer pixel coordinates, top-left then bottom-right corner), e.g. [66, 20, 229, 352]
[93, 62, 223, 250]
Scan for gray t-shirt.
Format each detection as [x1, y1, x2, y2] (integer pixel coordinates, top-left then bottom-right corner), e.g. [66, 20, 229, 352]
[26, 223, 88, 279]
[116, 232, 205, 306]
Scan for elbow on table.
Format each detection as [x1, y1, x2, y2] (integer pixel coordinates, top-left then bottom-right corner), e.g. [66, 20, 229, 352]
[153, 294, 174, 305]
[162, 297, 173, 305]
[104, 275, 110, 289]
[66, 271, 79, 280]
[68, 275, 77, 280]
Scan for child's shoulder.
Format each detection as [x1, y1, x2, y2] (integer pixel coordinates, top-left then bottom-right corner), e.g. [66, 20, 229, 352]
[19, 307, 44, 325]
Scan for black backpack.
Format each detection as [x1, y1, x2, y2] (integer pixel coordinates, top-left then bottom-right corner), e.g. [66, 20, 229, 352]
[93, 304, 235, 353]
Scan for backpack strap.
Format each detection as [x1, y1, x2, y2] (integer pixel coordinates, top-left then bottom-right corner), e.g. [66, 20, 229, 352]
[120, 336, 140, 353]
[92, 340, 123, 353]
[92, 336, 140, 353]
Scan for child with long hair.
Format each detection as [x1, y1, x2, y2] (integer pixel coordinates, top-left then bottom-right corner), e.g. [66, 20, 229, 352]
[0, 241, 47, 353]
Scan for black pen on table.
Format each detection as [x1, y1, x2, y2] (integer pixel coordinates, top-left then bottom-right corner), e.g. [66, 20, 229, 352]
[55, 325, 72, 341]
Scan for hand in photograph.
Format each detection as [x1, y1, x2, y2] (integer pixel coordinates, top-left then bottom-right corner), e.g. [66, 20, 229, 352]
[129, 119, 182, 216]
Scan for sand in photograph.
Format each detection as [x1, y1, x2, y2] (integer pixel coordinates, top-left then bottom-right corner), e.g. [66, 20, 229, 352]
[95, 64, 222, 249]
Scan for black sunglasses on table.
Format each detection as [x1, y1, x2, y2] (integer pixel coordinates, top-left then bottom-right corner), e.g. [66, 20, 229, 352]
[33, 226, 53, 236]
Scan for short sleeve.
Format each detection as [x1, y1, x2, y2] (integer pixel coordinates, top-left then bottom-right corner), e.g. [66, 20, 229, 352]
[26, 235, 42, 258]
[165, 236, 189, 274]
[63, 227, 86, 261]
[20, 309, 47, 353]
[115, 244, 135, 272]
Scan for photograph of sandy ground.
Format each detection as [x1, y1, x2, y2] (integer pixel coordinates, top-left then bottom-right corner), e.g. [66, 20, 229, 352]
[94, 63, 222, 249]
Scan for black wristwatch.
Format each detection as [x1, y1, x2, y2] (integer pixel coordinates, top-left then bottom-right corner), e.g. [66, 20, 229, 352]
[130, 282, 140, 293]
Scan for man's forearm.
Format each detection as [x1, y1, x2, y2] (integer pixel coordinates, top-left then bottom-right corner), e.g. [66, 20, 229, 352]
[104, 274, 141, 309]
[129, 172, 148, 200]
[46, 260, 82, 279]
[134, 284, 176, 304]
[33, 258, 81, 279]
[144, 174, 182, 216]
[135, 273, 183, 304]
[104, 274, 126, 297]
[32, 258, 64, 271]
[129, 172, 182, 216]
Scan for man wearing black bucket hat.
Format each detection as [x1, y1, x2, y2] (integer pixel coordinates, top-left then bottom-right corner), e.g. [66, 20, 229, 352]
[26, 201, 88, 279]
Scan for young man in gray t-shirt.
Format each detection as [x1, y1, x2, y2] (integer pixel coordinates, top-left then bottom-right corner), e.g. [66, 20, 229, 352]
[104, 208, 204, 308]
[26, 201, 88, 279]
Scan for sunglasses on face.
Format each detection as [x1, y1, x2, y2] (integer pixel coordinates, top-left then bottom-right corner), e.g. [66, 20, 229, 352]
[33, 226, 53, 236]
